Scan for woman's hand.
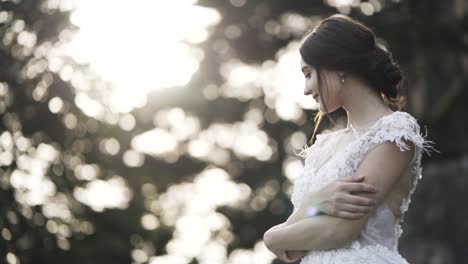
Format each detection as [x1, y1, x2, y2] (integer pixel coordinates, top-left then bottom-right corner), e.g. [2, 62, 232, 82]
[305, 174, 378, 219]
[271, 248, 304, 263]
[284, 249, 308, 262]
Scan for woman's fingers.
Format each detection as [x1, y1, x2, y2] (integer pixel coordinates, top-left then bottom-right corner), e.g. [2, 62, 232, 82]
[285, 250, 307, 262]
[340, 174, 365, 182]
[335, 211, 366, 219]
[334, 203, 374, 219]
[339, 203, 374, 214]
[342, 193, 377, 206]
[340, 182, 378, 193]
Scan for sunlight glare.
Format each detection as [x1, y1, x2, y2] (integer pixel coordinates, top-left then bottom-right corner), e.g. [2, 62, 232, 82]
[65, 0, 221, 113]
[73, 177, 132, 212]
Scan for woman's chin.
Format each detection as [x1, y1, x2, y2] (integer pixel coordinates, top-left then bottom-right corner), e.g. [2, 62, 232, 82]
[318, 103, 338, 114]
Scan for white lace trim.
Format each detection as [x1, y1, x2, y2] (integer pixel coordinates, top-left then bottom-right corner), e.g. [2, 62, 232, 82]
[300, 241, 410, 264]
[293, 111, 438, 160]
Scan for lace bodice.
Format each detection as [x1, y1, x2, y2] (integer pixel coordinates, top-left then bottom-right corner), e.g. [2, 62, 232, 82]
[291, 111, 437, 263]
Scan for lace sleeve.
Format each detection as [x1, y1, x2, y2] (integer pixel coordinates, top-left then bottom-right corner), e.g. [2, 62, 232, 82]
[361, 112, 438, 165]
[353, 112, 440, 217]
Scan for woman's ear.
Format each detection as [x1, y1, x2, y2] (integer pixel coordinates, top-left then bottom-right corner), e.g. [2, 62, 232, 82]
[337, 71, 345, 79]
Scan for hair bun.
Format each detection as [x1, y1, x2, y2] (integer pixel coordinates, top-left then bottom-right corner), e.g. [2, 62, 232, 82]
[382, 62, 402, 85]
[369, 47, 402, 98]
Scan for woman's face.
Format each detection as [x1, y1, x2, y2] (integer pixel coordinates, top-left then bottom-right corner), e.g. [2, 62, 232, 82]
[301, 58, 343, 113]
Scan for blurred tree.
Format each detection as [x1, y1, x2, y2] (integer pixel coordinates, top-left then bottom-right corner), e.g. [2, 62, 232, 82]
[0, 0, 466, 263]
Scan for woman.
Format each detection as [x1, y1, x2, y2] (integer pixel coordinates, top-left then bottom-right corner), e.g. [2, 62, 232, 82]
[263, 14, 438, 263]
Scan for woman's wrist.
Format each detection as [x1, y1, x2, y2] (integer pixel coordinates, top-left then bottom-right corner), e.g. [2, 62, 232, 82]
[304, 189, 328, 215]
[287, 205, 309, 224]
[287, 199, 325, 225]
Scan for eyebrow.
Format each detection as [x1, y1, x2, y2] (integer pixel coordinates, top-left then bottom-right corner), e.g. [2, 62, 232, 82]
[301, 66, 309, 73]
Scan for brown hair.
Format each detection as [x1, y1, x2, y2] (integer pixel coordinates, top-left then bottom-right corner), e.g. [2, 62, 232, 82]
[300, 14, 406, 145]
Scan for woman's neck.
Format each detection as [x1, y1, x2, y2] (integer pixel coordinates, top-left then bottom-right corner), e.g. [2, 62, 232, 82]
[341, 80, 394, 130]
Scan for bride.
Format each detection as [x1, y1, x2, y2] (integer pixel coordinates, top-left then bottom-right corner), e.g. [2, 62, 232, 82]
[263, 14, 437, 263]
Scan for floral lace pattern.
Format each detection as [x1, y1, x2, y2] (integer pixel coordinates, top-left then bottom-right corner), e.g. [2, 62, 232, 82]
[291, 111, 438, 263]
[300, 242, 411, 264]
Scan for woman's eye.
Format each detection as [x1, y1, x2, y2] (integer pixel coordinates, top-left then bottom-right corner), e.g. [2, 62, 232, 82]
[305, 73, 311, 79]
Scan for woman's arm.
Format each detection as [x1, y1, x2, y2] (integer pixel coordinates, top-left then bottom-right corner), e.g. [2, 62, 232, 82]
[265, 175, 374, 256]
[285, 194, 325, 225]
[265, 200, 365, 252]
[264, 140, 415, 251]
[265, 217, 309, 260]
[267, 222, 288, 232]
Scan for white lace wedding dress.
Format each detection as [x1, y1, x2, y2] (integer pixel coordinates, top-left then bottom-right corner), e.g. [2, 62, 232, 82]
[291, 111, 437, 264]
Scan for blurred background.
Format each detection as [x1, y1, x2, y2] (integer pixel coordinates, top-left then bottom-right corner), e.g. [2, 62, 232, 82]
[0, 0, 466, 263]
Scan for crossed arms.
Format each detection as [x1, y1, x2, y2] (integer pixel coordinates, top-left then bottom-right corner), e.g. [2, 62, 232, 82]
[263, 140, 415, 252]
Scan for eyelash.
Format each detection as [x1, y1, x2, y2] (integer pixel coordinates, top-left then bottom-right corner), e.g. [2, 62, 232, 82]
[305, 73, 311, 79]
